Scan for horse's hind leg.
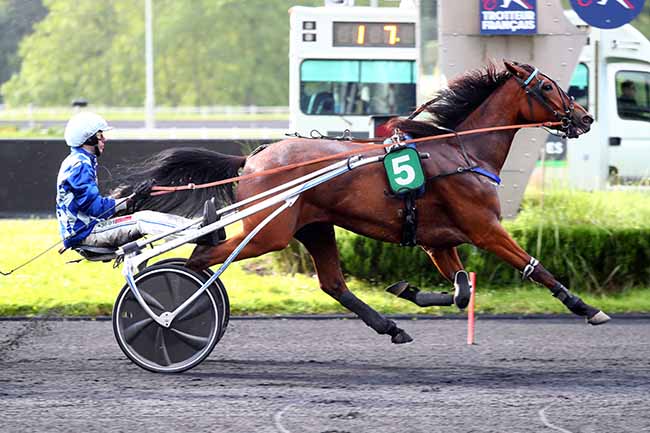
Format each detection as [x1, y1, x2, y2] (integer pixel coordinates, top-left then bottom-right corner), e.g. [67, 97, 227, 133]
[187, 212, 298, 271]
[471, 222, 610, 325]
[385, 247, 472, 310]
[294, 223, 413, 344]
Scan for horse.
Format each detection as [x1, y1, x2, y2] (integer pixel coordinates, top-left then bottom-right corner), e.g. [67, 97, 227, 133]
[120, 60, 606, 344]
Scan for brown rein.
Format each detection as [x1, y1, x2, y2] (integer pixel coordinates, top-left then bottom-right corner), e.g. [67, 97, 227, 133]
[149, 121, 561, 196]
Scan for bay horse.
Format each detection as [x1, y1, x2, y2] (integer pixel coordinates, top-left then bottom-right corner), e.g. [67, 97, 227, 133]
[123, 61, 607, 344]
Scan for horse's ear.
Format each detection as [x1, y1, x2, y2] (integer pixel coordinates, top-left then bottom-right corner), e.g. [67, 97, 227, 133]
[503, 60, 524, 78]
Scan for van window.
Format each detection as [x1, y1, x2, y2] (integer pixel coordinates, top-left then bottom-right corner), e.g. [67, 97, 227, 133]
[615, 71, 650, 122]
[300, 59, 416, 116]
[568, 63, 588, 108]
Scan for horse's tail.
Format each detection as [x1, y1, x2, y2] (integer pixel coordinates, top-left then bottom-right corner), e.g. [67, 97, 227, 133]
[113, 147, 247, 218]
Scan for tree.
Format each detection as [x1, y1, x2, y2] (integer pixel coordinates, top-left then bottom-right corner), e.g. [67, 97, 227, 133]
[1, 0, 321, 106]
[1, 0, 144, 106]
[0, 0, 47, 103]
[631, 2, 650, 40]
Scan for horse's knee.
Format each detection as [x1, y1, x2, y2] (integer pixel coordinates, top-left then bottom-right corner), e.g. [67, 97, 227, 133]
[319, 280, 346, 300]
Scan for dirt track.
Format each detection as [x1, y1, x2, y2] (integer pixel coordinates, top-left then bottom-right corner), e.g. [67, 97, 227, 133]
[1, 317, 649, 432]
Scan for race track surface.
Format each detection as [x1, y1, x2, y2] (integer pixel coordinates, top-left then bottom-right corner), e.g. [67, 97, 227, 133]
[1, 318, 648, 432]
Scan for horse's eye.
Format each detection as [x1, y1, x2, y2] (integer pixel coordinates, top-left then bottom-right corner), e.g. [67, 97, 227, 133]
[542, 84, 553, 91]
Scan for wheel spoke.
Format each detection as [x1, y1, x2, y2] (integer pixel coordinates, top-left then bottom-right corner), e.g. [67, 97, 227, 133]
[123, 317, 154, 343]
[168, 327, 209, 350]
[139, 289, 166, 311]
[176, 294, 212, 322]
[155, 327, 172, 366]
[164, 272, 181, 306]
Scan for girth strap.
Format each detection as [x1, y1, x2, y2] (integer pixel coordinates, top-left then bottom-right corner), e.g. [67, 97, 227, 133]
[401, 191, 418, 247]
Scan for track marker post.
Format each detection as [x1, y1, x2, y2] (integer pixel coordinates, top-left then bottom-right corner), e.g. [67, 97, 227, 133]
[467, 271, 477, 345]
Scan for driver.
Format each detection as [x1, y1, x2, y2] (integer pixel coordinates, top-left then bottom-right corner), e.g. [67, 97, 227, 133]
[56, 112, 217, 250]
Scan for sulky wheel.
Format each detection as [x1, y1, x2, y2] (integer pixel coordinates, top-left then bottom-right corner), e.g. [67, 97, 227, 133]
[151, 258, 230, 339]
[113, 264, 222, 373]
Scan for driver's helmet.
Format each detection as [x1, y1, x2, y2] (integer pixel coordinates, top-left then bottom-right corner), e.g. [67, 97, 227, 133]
[64, 112, 113, 147]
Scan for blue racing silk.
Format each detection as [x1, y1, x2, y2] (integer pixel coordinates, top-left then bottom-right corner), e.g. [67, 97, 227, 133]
[56, 147, 116, 247]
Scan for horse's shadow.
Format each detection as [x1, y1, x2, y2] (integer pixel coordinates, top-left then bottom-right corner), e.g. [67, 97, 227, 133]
[183, 358, 637, 391]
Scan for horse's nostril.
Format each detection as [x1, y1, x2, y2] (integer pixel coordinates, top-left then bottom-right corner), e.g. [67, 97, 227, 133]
[582, 114, 594, 125]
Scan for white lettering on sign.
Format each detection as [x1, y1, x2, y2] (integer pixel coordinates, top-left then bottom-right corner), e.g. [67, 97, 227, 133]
[481, 11, 536, 20]
[481, 10, 536, 32]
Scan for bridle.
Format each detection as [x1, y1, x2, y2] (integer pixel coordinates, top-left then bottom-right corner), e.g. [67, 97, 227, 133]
[512, 67, 577, 136]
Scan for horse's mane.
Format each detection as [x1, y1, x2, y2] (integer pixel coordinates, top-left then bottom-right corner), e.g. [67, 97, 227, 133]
[387, 63, 528, 138]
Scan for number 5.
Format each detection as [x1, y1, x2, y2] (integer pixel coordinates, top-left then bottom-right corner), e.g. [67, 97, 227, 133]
[392, 154, 415, 185]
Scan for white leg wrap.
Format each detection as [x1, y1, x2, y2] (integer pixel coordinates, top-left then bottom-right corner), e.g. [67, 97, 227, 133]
[522, 257, 539, 280]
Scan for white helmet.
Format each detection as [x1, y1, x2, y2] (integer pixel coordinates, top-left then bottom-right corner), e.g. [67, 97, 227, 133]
[64, 112, 113, 147]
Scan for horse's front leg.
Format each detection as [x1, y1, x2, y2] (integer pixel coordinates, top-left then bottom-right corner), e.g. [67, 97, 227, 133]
[385, 246, 472, 310]
[471, 221, 610, 325]
[295, 223, 412, 344]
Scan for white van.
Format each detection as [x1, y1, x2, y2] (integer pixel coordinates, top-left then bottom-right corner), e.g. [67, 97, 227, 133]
[563, 11, 650, 188]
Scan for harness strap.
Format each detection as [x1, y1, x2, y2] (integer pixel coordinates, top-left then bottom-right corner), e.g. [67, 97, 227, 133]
[151, 121, 561, 196]
[513, 67, 575, 131]
[401, 191, 418, 247]
[522, 68, 539, 86]
[426, 166, 501, 185]
[469, 167, 501, 185]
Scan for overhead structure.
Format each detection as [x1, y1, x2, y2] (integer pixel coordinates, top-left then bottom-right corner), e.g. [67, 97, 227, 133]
[438, 1, 587, 218]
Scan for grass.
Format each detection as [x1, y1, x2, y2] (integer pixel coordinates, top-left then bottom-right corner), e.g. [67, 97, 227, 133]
[514, 189, 650, 229]
[0, 218, 648, 317]
[0, 125, 62, 138]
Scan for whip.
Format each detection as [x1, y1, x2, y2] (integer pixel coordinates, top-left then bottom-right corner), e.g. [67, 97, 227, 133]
[0, 194, 134, 276]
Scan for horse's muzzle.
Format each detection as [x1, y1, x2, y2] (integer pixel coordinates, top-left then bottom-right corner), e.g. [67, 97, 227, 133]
[580, 113, 594, 127]
[565, 112, 594, 138]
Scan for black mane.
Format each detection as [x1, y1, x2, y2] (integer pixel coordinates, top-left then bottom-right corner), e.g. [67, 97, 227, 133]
[388, 63, 526, 138]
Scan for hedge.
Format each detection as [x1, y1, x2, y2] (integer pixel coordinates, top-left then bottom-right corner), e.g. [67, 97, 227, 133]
[335, 224, 650, 293]
[272, 190, 650, 293]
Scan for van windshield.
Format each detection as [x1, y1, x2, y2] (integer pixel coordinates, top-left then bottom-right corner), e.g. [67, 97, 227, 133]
[300, 59, 416, 116]
[615, 70, 650, 122]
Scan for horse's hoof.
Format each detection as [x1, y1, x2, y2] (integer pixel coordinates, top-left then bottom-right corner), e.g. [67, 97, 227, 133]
[386, 280, 410, 297]
[453, 270, 472, 310]
[391, 330, 413, 344]
[587, 310, 611, 325]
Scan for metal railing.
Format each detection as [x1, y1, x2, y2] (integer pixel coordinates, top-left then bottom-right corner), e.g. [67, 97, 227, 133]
[0, 105, 290, 118]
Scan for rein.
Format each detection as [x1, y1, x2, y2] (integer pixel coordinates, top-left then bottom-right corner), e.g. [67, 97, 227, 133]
[150, 121, 561, 196]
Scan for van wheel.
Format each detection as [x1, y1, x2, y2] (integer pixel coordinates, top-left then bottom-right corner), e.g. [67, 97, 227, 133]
[608, 166, 620, 185]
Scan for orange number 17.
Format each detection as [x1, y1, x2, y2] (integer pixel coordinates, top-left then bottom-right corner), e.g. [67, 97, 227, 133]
[384, 25, 398, 44]
[357, 25, 366, 44]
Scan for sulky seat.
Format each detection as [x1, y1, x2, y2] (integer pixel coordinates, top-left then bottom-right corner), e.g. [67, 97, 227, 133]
[74, 245, 118, 262]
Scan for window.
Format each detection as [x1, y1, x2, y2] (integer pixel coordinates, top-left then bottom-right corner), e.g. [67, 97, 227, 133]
[300, 59, 416, 116]
[615, 70, 650, 122]
[568, 63, 588, 108]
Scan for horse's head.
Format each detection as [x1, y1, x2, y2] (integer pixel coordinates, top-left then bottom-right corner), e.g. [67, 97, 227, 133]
[504, 60, 593, 138]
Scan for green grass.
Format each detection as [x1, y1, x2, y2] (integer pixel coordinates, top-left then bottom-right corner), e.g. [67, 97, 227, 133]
[514, 189, 650, 229]
[1, 218, 648, 317]
[0, 125, 62, 138]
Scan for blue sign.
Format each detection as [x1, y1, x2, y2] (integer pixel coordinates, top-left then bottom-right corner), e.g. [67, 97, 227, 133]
[480, 0, 538, 35]
[570, 0, 646, 29]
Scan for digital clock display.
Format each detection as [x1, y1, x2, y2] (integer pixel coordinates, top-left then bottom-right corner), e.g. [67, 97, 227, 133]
[332, 22, 415, 48]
